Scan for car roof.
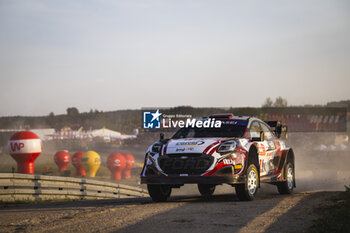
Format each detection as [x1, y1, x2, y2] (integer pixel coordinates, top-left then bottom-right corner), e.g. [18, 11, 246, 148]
[206, 114, 251, 121]
[205, 114, 268, 124]
[231, 116, 251, 121]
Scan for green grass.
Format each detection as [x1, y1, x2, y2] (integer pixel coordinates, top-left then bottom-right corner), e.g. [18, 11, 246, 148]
[307, 186, 350, 233]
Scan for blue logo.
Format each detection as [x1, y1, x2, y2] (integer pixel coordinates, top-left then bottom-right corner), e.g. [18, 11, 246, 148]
[143, 110, 162, 129]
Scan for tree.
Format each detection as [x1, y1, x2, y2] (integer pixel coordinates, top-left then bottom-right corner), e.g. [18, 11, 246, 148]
[262, 97, 273, 107]
[273, 96, 288, 107]
[262, 97, 288, 107]
[46, 112, 56, 127]
[66, 107, 79, 116]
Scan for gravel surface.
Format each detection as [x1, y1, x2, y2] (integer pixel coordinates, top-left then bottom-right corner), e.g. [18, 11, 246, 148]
[0, 185, 338, 233]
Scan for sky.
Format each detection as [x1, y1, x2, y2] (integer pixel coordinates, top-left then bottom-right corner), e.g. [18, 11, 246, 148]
[0, 0, 349, 116]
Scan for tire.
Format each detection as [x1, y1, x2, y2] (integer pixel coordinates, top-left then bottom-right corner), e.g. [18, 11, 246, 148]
[198, 184, 216, 197]
[147, 184, 172, 202]
[235, 164, 259, 201]
[277, 162, 294, 194]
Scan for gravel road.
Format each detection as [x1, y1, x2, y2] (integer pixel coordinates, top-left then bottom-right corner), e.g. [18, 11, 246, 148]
[0, 184, 338, 233]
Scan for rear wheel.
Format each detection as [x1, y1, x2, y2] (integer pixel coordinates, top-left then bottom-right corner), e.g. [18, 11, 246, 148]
[198, 184, 216, 197]
[235, 164, 259, 201]
[147, 184, 172, 202]
[277, 162, 294, 194]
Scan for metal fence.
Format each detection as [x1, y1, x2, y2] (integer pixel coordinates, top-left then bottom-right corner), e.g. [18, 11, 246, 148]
[0, 173, 148, 202]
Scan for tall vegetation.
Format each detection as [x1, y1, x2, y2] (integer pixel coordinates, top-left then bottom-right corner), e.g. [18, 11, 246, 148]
[262, 96, 288, 107]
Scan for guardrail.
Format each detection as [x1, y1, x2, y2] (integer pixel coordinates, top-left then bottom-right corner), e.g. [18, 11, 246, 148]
[0, 173, 148, 202]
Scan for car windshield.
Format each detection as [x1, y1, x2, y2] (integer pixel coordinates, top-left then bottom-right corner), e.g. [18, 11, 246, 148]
[172, 122, 247, 139]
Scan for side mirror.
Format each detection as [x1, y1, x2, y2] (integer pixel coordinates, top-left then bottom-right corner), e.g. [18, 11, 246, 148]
[159, 133, 170, 144]
[275, 125, 282, 138]
[275, 125, 288, 139]
[280, 125, 288, 139]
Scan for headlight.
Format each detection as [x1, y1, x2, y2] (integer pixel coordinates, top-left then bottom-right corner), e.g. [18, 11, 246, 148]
[217, 140, 237, 153]
[151, 142, 163, 153]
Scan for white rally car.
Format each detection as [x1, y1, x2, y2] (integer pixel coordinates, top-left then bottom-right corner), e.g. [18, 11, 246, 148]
[141, 114, 295, 201]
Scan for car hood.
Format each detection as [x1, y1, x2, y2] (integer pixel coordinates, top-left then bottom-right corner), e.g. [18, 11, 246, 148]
[165, 138, 224, 154]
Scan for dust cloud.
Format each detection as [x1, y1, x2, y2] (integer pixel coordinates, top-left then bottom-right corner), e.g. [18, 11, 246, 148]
[1, 131, 349, 196]
[289, 132, 350, 192]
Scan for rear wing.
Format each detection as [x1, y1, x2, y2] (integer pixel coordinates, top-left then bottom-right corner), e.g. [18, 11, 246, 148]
[265, 121, 288, 139]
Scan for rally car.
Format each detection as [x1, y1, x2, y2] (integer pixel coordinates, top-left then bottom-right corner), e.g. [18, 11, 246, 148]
[141, 114, 295, 201]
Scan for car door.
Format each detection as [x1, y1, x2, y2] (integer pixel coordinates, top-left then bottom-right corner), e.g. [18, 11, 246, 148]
[259, 122, 279, 176]
[248, 121, 268, 176]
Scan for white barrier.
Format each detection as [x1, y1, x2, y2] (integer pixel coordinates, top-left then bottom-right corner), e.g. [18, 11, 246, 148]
[0, 173, 147, 202]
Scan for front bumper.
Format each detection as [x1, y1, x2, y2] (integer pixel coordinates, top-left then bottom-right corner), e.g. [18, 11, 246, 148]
[141, 175, 246, 185]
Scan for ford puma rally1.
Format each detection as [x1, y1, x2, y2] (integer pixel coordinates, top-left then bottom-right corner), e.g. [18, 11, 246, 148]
[141, 114, 295, 202]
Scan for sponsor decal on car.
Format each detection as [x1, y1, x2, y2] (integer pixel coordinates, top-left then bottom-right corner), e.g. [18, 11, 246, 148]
[176, 141, 205, 146]
[223, 159, 236, 165]
[175, 147, 194, 152]
[268, 141, 276, 150]
[258, 144, 266, 156]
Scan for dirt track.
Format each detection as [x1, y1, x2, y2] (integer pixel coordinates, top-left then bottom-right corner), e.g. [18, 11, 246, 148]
[0, 133, 348, 233]
[0, 185, 338, 233]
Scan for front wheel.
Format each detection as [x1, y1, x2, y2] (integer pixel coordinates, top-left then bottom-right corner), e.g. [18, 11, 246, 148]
[198, 184, 216, 197]
[235, 164, 259, 201]
[277, 162, 295, 194]
[147, 184, 172, 202]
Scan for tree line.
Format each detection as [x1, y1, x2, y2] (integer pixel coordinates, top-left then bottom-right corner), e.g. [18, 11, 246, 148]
[0, 98, 348, 134]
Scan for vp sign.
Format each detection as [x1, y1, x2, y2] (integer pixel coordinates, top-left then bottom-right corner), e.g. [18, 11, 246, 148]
[9, 142, 24, 151]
